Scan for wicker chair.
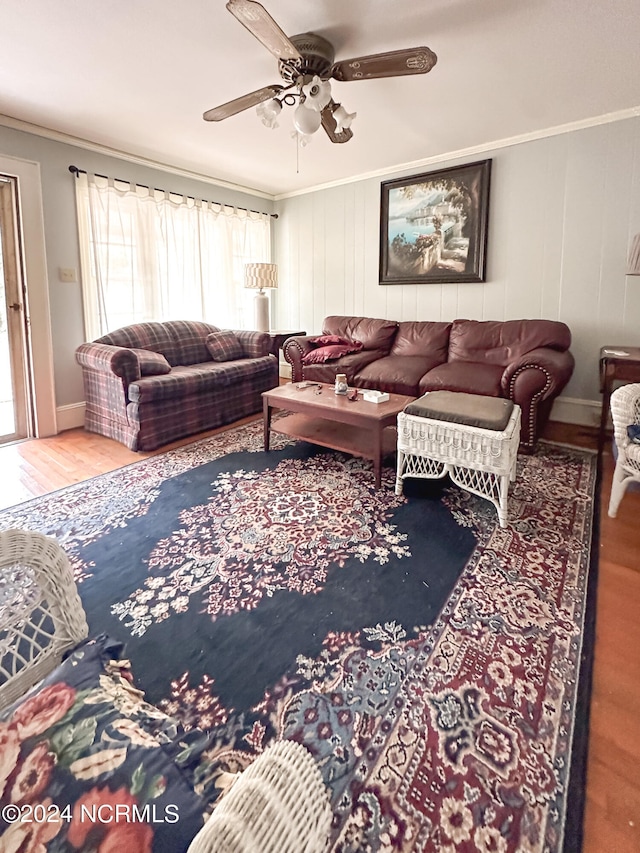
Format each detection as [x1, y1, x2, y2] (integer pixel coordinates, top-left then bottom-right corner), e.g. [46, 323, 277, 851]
[188, 740, 332, 853]
[0, 529, 89, 710]
[608, 383, 640, 517]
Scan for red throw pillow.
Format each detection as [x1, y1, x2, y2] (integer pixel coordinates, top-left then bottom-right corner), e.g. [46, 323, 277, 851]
[312, 334, 355, 346]
[302, 342, 363, 364]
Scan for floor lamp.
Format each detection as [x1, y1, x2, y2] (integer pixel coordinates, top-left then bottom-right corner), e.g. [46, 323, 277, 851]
[244, 263, 277, 332]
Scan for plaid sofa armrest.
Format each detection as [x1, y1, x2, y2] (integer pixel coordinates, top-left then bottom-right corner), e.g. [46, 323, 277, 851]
[75, 343, 141, 384]
[230, 330, 272, 359]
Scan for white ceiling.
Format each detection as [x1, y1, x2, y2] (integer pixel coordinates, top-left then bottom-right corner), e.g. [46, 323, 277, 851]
[2, 0, 640, 197]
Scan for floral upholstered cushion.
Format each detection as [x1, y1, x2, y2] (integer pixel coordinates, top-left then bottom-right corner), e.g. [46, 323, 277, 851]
[0, 635, 207, 853]
[206, 331, 245, 362]
[131, 348, 172, 376]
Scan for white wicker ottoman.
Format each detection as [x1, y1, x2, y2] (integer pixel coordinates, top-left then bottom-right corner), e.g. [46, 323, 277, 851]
[395, 392, 521, 528]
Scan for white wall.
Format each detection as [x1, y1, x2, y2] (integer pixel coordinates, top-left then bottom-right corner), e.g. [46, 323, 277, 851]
[274, 116, 640, 425]
[0, 123, 275, 424]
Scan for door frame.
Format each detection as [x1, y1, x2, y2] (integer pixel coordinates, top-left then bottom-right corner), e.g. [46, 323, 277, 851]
[0, 154, 56, 437]
[0, 175, 30, 440]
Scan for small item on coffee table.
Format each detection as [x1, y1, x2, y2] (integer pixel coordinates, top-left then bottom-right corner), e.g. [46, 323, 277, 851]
[335, 373, 348, 395]
[363, 390, 390, 404]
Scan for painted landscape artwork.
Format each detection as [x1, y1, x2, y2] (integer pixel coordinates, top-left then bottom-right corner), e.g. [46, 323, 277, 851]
[380, 159, 491, 284]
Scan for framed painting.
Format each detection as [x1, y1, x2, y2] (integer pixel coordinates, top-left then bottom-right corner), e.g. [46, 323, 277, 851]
[379, 159, 492, 284]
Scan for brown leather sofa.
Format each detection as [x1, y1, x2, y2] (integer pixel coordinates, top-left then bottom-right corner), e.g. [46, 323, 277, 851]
[283, 315, 575, 451]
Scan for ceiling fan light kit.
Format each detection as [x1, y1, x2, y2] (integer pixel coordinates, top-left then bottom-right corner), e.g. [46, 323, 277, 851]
[293, 100, 323, 136]
[332, 104, 357, 134]
[256, 98, 282, 128]
[301, 76, 332, 112]
[203, 0, 437, 147]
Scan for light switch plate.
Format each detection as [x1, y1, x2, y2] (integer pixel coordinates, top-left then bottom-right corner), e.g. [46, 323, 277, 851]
[59, 267, 77, 283]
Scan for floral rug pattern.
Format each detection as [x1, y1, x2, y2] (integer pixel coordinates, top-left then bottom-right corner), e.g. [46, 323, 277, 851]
[112, 455, 410, 636]
[0, 421, 597, 852]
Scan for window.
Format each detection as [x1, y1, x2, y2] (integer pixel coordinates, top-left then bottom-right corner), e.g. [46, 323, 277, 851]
[75, 172, 271, 339]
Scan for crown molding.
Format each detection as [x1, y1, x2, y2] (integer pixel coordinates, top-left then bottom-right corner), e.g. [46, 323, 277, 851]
[274, 106, 640, 201]
[2, 106, 639, 204]
[0, 113, 276, 201]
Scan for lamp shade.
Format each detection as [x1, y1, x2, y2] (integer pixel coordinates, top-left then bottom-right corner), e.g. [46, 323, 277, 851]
[244, 263, 278, 291]
[627, 233, 640, 275]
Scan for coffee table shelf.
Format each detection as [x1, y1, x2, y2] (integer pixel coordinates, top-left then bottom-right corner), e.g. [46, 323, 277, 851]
[263, 383, 413, 488]
[270, 413, 398, 461]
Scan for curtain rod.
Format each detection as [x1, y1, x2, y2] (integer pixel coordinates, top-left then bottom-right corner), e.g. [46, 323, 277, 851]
[68, 165, 278, 219]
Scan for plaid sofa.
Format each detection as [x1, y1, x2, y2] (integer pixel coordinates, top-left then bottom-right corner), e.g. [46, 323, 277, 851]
[75, 320, 279, 450]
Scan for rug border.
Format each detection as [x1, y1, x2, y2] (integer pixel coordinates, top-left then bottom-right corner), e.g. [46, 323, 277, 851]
[560, 447, 601, 853]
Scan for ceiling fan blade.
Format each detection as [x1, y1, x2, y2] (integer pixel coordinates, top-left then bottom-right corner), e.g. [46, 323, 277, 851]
[203, 85, 284, 121]
[330, 46, 437, 82]
[321, 100, 354, 144]
[226, 0, 302, 62]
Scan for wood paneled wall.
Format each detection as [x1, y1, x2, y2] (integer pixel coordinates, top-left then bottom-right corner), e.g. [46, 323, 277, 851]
[274, 116, 640, 424]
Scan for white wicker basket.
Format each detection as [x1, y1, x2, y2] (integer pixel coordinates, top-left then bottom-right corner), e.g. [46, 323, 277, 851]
[395, 405, 521, 527]
[188, 740, 332, 853]
[0, 529, 89, 710]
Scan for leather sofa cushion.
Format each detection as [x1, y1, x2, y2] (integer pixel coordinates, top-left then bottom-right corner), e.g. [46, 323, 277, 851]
[419, 361, 504, 397]
[391, 321, 451, 360]
[405, 390, 514, 431]
[356, 356, 444, 397]
[448, 319, 571, 366]
[299, 349, 386, 384]
[323, 315, 398, 352]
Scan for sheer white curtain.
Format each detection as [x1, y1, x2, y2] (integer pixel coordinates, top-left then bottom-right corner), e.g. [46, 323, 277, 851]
[74, 172, 271, 339]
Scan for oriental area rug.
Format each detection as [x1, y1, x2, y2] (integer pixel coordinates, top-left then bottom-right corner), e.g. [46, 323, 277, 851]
[0, 419, 598, 853]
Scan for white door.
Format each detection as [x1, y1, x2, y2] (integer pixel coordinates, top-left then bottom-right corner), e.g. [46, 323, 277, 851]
[0, 175, 32, 443]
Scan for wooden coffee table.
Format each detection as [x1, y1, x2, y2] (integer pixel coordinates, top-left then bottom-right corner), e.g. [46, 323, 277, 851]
[263, 383, 414, 488]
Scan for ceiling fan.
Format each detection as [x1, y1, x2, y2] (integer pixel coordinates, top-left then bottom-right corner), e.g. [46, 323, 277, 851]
[203, 0, 437, 144]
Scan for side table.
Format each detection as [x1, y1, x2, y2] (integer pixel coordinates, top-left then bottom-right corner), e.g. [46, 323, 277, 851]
[598, 345, 640, 454]
[267, 330, 306, 358]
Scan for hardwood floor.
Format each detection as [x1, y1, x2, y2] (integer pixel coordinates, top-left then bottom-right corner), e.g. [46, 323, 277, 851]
[0, 419, 638, 850]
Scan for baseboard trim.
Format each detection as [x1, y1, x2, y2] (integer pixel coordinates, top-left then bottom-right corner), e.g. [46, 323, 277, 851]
[56, 396, 598, 434]
[550, 396, 600, 428]
[56, 402, 85, 432]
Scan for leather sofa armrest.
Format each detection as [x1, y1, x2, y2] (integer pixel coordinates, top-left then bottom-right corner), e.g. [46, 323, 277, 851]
[230, 330, 272, 358]
[501, 347, 575, 401]
[282, 336, 320, 382]
[75, 343, 141, 383]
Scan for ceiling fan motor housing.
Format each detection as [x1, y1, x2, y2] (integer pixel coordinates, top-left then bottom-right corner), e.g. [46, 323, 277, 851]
[278, 32, 335, 83]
